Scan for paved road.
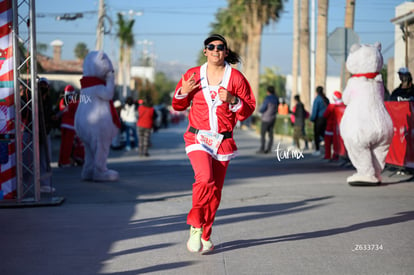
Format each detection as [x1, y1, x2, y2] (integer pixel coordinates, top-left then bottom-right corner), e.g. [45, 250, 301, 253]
[1, 121, 413, 275]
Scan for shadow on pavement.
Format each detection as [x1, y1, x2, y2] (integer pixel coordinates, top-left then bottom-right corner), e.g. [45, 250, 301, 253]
[211, 211, 414, 254]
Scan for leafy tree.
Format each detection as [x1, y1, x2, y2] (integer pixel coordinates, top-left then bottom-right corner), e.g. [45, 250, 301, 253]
[154, 72, 176, 104]
[37, 43, 48, 54]
[198, 5, 246, 66]
[233, 0, 285, 103]
[207, 0, 286, 106]
[133, 72, 176, 105]
[74, 42, 89, 60]
[259, 66, 286, 103]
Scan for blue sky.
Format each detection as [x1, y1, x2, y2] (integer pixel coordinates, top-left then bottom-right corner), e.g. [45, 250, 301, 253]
[35, 0, 402, 76]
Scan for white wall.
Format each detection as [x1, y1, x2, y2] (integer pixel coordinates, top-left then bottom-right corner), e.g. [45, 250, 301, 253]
[393, 2, 414, 88]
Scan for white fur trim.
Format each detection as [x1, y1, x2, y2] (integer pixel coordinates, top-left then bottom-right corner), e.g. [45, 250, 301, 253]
[200, 62, 232, 132]
[229, 99, 242, 112]
[174, 87, 188, 99]
[61, 123, 75, 130]
[185, 144, 237, 161]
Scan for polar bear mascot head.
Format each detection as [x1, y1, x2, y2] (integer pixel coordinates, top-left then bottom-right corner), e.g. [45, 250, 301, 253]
[74, 51, 120, 182]
[339, 42, 393, 186]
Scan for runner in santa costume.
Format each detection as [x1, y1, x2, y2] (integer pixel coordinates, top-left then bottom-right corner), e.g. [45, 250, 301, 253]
[172, 34, 256, 253]
[58, 85, 79, 167]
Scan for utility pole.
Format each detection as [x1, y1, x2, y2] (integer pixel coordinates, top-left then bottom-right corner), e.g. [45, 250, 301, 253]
[310, 0, 316, 104]
[299, 0, 311, 111]
[342, 0, 355, 89]
[315, 0, 328, 90]
[95, 0, 105, 51]
[291, 0, 299, 107]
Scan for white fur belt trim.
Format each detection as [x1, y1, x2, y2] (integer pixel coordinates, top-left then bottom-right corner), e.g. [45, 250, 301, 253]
[185, 144, 237, 161]
[61, 123, 75, 130]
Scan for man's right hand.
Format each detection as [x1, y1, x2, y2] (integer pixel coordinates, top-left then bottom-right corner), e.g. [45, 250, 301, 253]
[180, 72, 200, 95]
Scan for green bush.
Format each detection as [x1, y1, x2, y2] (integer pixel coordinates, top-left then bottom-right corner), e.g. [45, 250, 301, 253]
[255, 114, 314, 142]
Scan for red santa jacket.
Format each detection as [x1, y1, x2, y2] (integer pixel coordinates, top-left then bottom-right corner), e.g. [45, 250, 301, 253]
[137, 105, 154, 129]
[172, 62, 256, 161]
[59, 97, 79, 130]
[323, 102, 346, 134]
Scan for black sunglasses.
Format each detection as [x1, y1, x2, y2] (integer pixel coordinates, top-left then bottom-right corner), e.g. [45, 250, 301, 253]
[205, 44, 226, 51]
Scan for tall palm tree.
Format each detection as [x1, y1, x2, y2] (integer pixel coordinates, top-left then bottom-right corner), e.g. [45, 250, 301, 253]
[198, 6, 246, 66]
[209, 5, 246, 68]
[116, 13, 135, 99]
[315, 0, 328, 89]
[74, 42, 89, 60]
[299, 0, 310, 110]
[220, 0, 285, 105]
[246, 0, 284, 104]
[206, 0, 285, 106]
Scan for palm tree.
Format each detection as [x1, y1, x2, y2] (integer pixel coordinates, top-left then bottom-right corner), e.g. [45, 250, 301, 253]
[215, 5, 246, 59]
[206, 0, 285, 106]
[233, 0, 285, 105]
[315, 0, 328, 89]
[74, 42, 89, 60]
[299, 0, 311, 111]
[116, 13, 135, 99]
[198, 5, 246, 67]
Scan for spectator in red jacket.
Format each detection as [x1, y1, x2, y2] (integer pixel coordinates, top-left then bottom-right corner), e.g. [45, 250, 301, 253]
[137, 95, 155, 157]
[323, 91, 346, 160]
[58, 85, 79, 167]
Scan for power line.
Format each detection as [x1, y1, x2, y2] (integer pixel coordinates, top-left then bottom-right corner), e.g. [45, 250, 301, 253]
[34, 30, 394, 37]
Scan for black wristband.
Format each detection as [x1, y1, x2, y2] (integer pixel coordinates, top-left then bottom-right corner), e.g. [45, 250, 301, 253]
[231, 96, 239, 105]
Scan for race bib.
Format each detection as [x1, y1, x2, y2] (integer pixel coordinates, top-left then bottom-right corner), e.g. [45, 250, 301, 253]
[196, 130, 224, 155]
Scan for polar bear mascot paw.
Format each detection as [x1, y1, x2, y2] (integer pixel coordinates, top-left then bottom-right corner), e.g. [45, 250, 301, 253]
[74, 51, 120, 182]
[339, 42, 393, 186]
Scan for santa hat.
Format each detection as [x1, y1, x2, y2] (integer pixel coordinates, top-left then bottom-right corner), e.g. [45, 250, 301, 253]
[333, 91, 342, 103]
[64, 85, 75, 95]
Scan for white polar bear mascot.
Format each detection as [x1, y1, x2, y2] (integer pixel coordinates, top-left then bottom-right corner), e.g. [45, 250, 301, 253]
[340, 42, 393, 186]
[75, 51, 120, 181]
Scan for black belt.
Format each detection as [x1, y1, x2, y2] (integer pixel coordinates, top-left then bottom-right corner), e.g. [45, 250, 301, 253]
[188, 126, 232, 139]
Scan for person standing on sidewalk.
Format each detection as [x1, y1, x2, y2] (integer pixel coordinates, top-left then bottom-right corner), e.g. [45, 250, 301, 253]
[172, 34, 256, 253]
[390, 67, 414, 101]
[257, 86, 279, 154]
[120, 96, 138, 151]
[291, 95, 309, 150]
[137, 95, 155, 157]
[310, 86, 329, 156]
[58, 85, 79, 167]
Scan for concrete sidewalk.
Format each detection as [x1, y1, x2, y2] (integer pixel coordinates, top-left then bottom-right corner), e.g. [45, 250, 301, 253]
[0, 121, 413, 275]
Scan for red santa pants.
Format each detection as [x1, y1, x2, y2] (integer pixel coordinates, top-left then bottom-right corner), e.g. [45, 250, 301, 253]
[59, 127, 76, 165]
[187, 150, 229, 241]
[324, 133, 343, 160]
[324, 134, 333, 159]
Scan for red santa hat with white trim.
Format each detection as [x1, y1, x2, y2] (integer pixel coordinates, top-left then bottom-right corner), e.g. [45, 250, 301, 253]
[64, 85, 75, 95]
[333, 91, 342, 103]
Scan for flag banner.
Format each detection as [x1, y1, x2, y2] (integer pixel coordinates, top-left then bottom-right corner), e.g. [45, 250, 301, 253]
[0, 0, 16, 199]
[385, 102, 414, 169]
